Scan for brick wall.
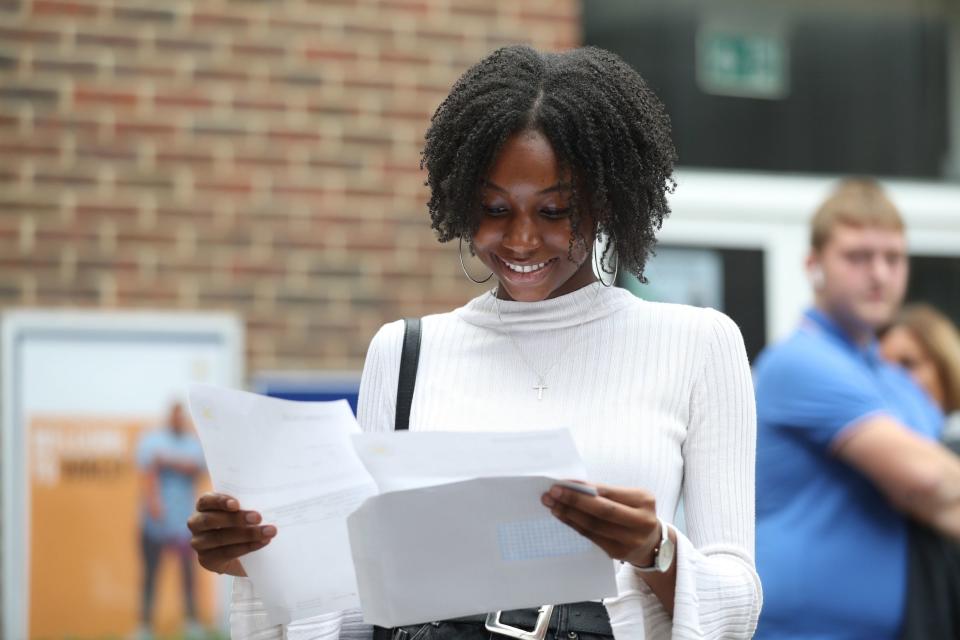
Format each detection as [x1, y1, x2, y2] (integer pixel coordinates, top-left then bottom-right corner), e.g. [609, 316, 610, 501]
[0, 0, 580, 372]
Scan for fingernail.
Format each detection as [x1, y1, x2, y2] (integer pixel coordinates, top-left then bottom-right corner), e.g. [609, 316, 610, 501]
[542, 494, 555, 507]
[262, 525, 277, 537]
[550, 486, 563, 498]
[245, 512, 260, 524]
[226, 499, 239, 510]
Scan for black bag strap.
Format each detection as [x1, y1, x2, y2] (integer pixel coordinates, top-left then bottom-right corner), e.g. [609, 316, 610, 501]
[394, 317, 421, 431]
[375, 318, 422, 640]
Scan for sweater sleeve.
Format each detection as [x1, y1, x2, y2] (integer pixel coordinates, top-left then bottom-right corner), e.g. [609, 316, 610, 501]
[603, 309, 763, 639]
[227, 322, 404, 639]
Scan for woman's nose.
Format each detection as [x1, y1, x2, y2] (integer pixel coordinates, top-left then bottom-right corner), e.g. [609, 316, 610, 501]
[501, 212, 542, 255]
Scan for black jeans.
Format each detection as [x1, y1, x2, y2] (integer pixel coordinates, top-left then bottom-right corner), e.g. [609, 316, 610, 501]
[140, 531, 197, 625]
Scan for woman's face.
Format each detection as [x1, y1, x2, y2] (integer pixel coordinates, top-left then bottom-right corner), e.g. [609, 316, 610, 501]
[880, 325, 946, 409]
[471, 129, 597, 302]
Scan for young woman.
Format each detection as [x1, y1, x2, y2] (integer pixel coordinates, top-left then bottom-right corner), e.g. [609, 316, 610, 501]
[881, 303, 960, 445]
[188, 45, 762, 639]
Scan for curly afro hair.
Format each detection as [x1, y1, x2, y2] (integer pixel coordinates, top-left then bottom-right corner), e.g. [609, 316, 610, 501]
[421, 45, 677, 280]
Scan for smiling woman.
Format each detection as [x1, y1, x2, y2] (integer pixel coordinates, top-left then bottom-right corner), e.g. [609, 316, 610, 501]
[188, 45, 763, 640]
[472, 130, 597, 302]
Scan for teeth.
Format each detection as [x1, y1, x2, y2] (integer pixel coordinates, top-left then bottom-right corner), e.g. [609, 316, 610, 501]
[503, 259, 549, 273]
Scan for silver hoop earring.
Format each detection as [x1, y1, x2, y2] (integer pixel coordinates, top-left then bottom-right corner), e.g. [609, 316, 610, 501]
[594, 236, 619, 287]
[459, 236, 493, 284]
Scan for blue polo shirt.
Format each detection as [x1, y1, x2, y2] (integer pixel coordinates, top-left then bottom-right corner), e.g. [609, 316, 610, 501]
[136, 428, 206, 541]
[754, 308, 942, 639]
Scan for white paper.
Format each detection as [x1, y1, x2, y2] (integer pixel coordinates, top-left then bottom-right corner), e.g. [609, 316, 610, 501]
[190, 387, 616, 628]
[188, 384, 378, 626]
[352, 429, 589, 493]
[347, 475, 618, 627]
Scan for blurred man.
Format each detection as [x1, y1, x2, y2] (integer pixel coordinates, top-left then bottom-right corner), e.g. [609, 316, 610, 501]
[135, 401, 206, 639]
[753, 178, 960, 638]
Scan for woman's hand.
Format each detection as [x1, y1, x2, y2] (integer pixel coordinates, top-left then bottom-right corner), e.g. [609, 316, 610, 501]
[542, 482, 661, 567]
[187, 492, 277, 577]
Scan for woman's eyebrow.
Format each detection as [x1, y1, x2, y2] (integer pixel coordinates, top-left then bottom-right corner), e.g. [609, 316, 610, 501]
[482, 180, 572, 194]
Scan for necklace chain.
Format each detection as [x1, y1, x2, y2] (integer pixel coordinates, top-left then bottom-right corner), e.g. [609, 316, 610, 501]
[493, 282, 603, 400]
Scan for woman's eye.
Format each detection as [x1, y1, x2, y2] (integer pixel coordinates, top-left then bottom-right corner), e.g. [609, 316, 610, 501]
[482, 205, 508, 216]
[541, 207, 571, 218]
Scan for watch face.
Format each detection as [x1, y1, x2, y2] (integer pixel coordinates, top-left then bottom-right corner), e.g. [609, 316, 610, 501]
[656, 536, 676, 572]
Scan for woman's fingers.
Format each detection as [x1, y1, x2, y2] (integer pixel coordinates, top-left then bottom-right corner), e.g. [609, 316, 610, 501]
[542, 483, 659, 560]
[594, 483, 657, 509]
[191, 524, 277, 551]
[551, 503, 646, 546]
[543, 485, 655, 530]
[196, 492, 240, 512]
[187, 508, 261, 534]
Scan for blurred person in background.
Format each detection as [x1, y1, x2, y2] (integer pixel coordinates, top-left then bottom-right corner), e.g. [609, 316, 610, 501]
[753, 178, 960, 639]
[881, 303, 960, 452]
[187, 45, 763, 640]
[136, 401, 207, 640]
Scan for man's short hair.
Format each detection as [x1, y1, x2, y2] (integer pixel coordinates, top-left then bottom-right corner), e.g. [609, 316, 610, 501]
[810, 178, 904, 250]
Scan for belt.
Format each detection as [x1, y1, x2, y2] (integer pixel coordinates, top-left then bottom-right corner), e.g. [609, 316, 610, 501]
[450, 602, 612, 638]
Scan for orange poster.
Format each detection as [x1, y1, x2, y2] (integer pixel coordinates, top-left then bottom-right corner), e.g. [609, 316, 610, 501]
[28, 415, 217, 639]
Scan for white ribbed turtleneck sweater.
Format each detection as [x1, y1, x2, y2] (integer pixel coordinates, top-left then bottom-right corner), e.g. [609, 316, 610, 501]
[230, 283, 763, 639]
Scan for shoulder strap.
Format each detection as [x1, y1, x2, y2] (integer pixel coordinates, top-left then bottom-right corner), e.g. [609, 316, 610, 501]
[394, 317, 421, 431]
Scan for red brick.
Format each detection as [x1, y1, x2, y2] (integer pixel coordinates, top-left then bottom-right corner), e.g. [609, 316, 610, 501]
[232, 96, 288, 113]
[234, 152, 287, 169]
[267, 128, 323, 144]
[32, 0, 98, 16]
[271, 182, 327, 199]
[75, 202, 138, 219]
[192, 11, 248, 28]
[449, 4, 496, 18]
[193, 67, 250, 83]
[379, 0, 430, 14]
[34, 115, 100, 135]
[344, 23, 394, 38]
[0, 27, 60, 44]
[194, 178, 253, 195]
[34, 171, 98, 187]
[154, 91, 214, 110]
[74, 86, 139, 109]
[155, 37, 212, 53]
[231, 257, 287, 277]
[342, 132, 392, 147]
[232, 42, 286, 59]
[266, 16, 330, 33]
[114, 174, 174, 191]
[115, 120, 178, 138]
[76, 31, 140, 49]
[0, 142, 59, 158]
[304, 47, 357, 62]
[113, 6, 176, 23]
[155, 149, 215, 167]
[76, 142, 138, 162]
[35, 59, 99, 75]
[114, 63, 177, 80]
[380, 49, 432, 66]
[519, 9, 578, 24]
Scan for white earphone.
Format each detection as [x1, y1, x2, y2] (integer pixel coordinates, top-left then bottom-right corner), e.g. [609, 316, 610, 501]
[810, 266, 825, 290]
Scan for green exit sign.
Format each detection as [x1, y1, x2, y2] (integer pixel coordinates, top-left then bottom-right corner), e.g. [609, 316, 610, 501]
[697, 28, 789, 99]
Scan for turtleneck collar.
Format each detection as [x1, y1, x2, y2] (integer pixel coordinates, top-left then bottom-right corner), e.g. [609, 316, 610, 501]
[453, 282, 637, 332]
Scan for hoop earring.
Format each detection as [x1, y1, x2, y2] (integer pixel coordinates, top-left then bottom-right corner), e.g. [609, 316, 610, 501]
[594, 235, 619, 287]
[459, 236, 493, 284]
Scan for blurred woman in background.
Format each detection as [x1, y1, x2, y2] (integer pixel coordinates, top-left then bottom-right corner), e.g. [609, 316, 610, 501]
[881, 303, 960, 449]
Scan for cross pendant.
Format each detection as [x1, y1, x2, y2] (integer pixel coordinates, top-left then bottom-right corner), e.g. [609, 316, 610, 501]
[533, 383, 548, 400]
